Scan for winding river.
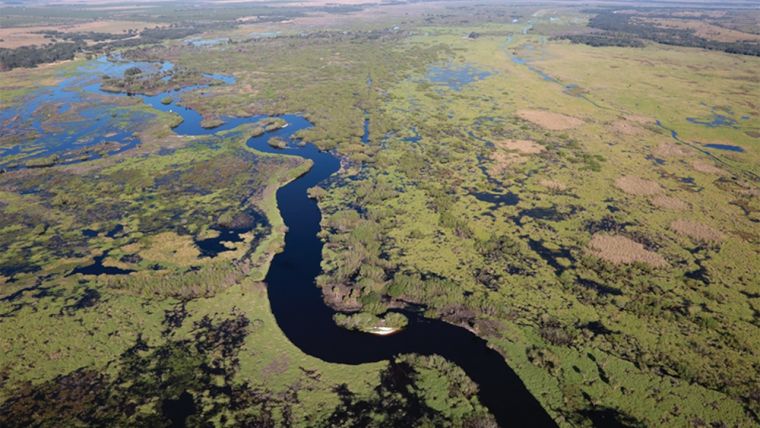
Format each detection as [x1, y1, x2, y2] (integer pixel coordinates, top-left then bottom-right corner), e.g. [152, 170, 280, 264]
[4, 57, 556, 427]
[250, 135, 555, 427]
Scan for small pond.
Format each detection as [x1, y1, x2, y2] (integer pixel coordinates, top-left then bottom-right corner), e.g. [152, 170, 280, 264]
[704, 143, 744, 152]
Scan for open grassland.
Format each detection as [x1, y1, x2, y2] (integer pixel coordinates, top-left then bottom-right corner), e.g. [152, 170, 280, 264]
[637, 17, 760, 43]
[0, 20, 160, 49]
[239, 15, 757, 427]
[531, 41, 760, 170]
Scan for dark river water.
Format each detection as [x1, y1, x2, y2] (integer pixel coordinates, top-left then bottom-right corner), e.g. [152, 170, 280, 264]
[248, 131, 555, 427]
[2, 56, 556, 427]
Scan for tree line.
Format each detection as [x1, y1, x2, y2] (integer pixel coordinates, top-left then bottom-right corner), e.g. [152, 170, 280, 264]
[555, 33, 645, 48]
[0, 42, 83, 71]
[585, 10, 760, 56]
[0, 23, 235, 71]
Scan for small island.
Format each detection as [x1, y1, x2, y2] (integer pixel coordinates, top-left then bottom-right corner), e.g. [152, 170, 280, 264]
[200, 117, 225, 129]
[333, 311, 408, 335]
[267, 136, 288, 149]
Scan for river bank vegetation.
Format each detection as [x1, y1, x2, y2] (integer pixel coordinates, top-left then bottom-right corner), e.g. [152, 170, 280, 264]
[1, 1, 759, 427]
[333, 311, 408, 334]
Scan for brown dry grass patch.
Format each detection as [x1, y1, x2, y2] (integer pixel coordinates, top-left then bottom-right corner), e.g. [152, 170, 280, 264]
[494, 139, 545, 154]
[587, 234, 668, 267]
[640, 17, 760, 43]
[240, 83, 257, 94]
[139, 232, 202, 266]
[489, 151, 523, 175]
[539, 179, 567, 191]
[651, 195, 689, 211]
[653, 142, 689, 158]
[612, 115, 655, 136]
[671, 219, 725, 242]
[611, 120, 644, 136]
[0, 20, 159, 48]
[615, 176, 663, 196]
[0, 29, 49, 49]
[625, 115, 655, 125]
[489, 139, 545, 174]
[692, 160, 725, 175]
[517, 110, 583, 131]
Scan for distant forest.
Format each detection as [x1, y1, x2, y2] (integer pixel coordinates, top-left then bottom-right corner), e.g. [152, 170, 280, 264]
[0, 23, 232, 71]
[577, 10, 760, 56]
[556, 33, 645, 48]
[0, 42, 83, 70]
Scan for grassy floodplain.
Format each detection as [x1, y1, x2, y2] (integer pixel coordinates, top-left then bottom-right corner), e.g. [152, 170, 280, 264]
[0, 6, 500, 426]
[1, 1, 759, 427]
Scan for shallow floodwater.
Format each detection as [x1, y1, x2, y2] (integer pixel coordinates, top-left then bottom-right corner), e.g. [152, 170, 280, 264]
[6, 55, 556, 427]
[504, 34, 606, 109]
[0, 55, 176, 170]
[427, 63, 493, 91]
[185, 38, 229, 47]
[687, 113, 737, 128]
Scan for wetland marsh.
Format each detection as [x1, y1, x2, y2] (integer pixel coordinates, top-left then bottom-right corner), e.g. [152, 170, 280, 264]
[1, 1, 759, 427]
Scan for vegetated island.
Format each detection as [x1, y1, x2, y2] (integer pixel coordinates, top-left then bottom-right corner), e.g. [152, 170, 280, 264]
[333, 311, 409, 335]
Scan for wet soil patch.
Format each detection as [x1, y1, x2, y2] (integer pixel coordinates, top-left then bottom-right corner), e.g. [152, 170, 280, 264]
[0, 263, 41, 279]
[581, 320, 615, 336]
[646, 154, 666, 165]
[0, 276, 52, 307]
[60, 288, 101, 315]
[162, 302, 189, 335]
[585, 216, 633, 235]
[580, 407, 645, 428]
[685, 265, 709, 283]
[72, 288, 101, 310]
[528, 239, 575, 275]
[685, 254, 711, 283]
[120, 253, 142, 264]
[576, 278, 623, 296]
[516, 205, 577, 227]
